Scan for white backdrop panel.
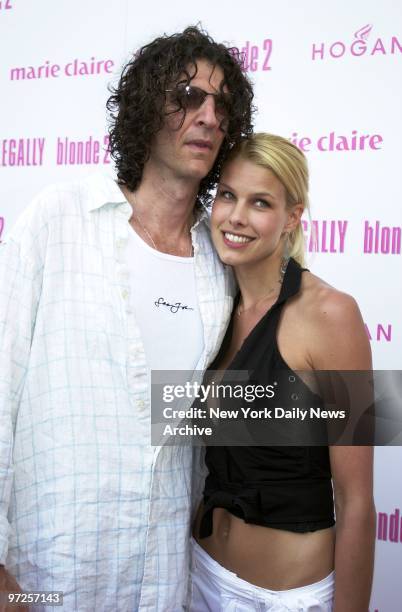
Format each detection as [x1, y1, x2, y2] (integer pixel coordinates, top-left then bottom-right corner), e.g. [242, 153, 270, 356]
[1, 1, 401, 610]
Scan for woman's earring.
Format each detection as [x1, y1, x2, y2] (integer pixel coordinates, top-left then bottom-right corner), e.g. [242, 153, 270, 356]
[280, 232, 291, 278]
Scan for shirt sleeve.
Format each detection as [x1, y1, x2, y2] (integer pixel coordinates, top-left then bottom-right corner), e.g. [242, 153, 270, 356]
[0, 205, 46, 563]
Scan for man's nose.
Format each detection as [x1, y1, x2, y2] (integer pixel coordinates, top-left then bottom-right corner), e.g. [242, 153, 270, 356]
[196, 95, 221, 128]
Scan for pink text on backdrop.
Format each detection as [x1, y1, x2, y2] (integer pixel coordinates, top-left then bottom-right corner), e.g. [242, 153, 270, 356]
[56, 136, 110, 165]
[10, 57, 114, 81]
[229, 39, 272, 72]
[0, 138, 45, 166]
[302, 219, 347, 253]
[0, 1, 13, 9]
[290, 131, 383, 152]
[364, 221, 401, 254]
[377, 508, 402, 543]
[0, 217, 4, 242]
[365, 324, 392, 343]
[311, 24, 402, 60]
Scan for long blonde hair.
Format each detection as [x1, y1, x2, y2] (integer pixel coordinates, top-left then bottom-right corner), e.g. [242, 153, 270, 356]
[225, 133, 309, 267]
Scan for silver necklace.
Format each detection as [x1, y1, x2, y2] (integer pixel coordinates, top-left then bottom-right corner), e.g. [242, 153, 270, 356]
[134, 208, 158, 250]
[237, 258, 289, 317]
[237, 285, 279, 317]
[132, 197, 193, 257]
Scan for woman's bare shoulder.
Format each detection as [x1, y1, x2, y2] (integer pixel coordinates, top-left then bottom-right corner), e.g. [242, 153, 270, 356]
[294, 272, 371, 369]
[299, 271, 360, 322]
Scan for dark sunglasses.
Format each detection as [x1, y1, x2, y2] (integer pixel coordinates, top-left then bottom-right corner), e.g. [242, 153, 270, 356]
[166, 84, 232, 122]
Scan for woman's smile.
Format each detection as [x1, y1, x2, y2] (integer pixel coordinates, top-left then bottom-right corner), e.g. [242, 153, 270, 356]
[222, 230, 255, 248]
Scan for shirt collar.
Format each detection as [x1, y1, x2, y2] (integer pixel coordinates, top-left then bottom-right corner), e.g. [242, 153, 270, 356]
[191, 202, 209, 229]
[84, 171, 128, 213]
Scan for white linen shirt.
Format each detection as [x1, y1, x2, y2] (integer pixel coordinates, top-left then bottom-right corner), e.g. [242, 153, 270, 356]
[0, 173, 234, 611]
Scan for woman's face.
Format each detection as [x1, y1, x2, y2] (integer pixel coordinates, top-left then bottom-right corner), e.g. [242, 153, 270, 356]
[211, 156, 302, 268]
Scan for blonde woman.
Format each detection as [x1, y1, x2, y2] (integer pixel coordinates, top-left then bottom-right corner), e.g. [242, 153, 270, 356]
[191, 134, 375, 611]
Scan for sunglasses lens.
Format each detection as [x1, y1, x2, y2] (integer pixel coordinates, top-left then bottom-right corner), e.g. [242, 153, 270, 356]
[215, 95, 230, 116]
[170, 85, 231, 129]
[178, 86, 206, 109]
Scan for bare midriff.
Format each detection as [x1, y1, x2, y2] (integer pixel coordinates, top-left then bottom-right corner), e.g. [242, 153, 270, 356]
[193, 504, 335, 590]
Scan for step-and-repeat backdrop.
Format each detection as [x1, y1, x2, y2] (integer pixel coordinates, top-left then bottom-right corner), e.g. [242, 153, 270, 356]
[1, 1, 401, 609]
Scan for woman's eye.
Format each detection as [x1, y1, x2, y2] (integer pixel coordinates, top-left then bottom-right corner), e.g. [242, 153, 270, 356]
[218, 190, 234, 200]
[254, 199, 270, 209]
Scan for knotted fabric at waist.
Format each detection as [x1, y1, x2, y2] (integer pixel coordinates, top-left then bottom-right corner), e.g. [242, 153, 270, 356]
[199, 477, 335, 538]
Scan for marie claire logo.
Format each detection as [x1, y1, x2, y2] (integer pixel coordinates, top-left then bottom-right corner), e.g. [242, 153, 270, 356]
[0, 1, 13, 10]
[10, 57, 114, 81]
[312, 24, 402, 60]
[290, 130, 383, 152]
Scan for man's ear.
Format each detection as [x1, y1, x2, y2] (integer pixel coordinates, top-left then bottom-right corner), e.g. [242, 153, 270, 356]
[285, 204, 304, 233]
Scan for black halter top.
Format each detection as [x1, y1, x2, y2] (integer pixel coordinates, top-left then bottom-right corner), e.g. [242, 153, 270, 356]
[199, 258, 335, 538]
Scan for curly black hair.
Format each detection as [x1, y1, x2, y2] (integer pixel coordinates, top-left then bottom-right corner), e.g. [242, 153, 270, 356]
[106, 25, 254, 205]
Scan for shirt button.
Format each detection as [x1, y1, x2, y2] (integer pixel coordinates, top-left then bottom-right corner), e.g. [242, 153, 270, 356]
[121, 289, 129, 300]
[116, 237, 126, 249]
[138, 400, 146, 409]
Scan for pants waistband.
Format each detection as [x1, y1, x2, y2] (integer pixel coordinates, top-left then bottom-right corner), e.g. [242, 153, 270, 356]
[191, 536, 334, 605]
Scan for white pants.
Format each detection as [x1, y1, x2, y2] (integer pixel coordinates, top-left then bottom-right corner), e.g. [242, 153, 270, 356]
[190, 537, 334, 611]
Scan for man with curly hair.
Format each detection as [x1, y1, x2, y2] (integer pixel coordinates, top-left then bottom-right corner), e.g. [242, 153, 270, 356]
[0, 26, 253, 611]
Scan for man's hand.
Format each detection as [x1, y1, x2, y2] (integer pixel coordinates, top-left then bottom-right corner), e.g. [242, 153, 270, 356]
[0, 566, 28, 612]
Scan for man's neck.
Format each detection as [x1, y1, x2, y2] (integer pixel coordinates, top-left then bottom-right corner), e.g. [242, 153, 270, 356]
[118, 161, 204, 257]
[121, 162, 201, 237]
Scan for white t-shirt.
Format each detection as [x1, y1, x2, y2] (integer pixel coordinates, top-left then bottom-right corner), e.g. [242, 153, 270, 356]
[127, 225, 205, 371]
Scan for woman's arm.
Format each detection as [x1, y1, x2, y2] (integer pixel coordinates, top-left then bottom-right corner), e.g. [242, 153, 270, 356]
[308, 288, 376, 612]
[330, 445, 375, 612]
